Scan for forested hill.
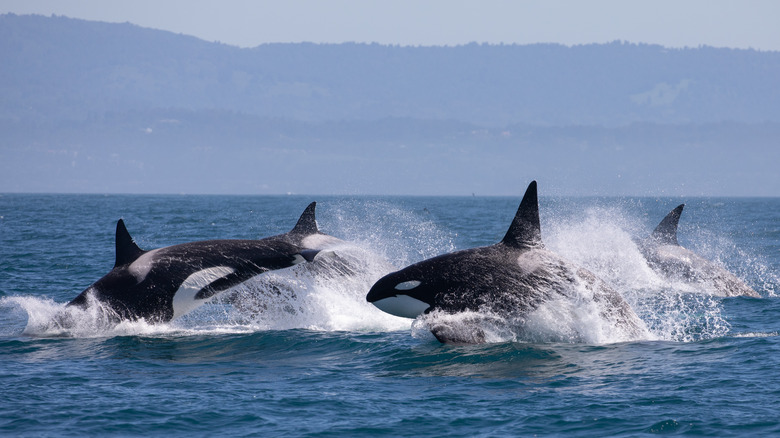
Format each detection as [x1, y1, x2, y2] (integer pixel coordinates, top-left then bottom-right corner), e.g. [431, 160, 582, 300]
[2, 13, 779, 127]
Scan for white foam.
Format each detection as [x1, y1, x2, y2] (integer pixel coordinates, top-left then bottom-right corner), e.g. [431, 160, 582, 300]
[411, 280, 654, 345]
[2, 295, 170, 338]
[212, 243, 411, 332]
[545, 207, 663, 291]
[544, 206, 734, 342]
[732, 332, 778, 338]
[411, 311, 502, 344]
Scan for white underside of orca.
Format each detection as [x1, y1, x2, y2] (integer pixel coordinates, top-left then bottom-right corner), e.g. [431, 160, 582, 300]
[171, 266, 236, 320]
[372, 295, 430, 319]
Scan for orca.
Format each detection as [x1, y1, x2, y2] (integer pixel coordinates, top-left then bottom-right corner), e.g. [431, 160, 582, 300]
[638, 204, 759, 297]
[366, 181, 647, 343]
[67, 202, 342, 322]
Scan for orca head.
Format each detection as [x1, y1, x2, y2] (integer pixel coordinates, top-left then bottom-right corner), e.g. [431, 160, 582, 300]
[366, 259, 444, 318]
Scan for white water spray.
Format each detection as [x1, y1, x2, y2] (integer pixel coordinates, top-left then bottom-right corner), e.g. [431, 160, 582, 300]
[545, 206, 739, 341]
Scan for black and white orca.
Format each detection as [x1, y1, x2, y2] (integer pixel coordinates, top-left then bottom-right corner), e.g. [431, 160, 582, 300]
[638, 204, 759, 297]
[366, 181, 647, 343]
[68, 202, 342, 322]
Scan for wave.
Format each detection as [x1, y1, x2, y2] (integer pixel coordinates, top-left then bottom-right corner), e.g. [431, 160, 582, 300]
[544, 205, 765, 341]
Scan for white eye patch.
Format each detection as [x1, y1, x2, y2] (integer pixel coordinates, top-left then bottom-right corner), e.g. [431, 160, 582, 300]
[394, 280, 421, 290]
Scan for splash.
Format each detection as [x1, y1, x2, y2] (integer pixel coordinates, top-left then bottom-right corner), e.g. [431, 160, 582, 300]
[545, 206, 741, 341]
[411, 311, 514, 344]
[320, 199, 456, 266]
[4, 199, 453, 338]
[685, 226, 779, 297]
[545, 205, 663, 291]
[205, 243, 411, 332]
[632, 291, 730, 342]
[1, 295, 177, 338]
[194, 199, 457, 333]
[411, 280, 654, 345]
[407, 204, 764, 345]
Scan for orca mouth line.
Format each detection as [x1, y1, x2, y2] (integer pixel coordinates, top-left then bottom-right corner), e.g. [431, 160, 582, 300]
[368, 293, 394, 302]
[365, 292, 387, 303]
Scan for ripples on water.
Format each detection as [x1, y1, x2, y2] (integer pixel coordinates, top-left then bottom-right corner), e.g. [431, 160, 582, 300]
[1, 194, 779, 436]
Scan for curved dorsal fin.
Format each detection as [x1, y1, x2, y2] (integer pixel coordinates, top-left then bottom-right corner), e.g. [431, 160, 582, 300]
[651, 204, 684, 245]
[290, 202, 319, 235]
[114, 219, 145, 268]
[501, 181, 543, 249]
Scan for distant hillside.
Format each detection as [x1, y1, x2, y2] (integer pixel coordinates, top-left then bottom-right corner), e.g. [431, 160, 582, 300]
[2, 14, 779, 196]
[2, 13, 779, 127]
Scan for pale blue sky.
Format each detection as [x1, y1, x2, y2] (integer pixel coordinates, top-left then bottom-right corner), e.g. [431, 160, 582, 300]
[2, 0, 779, 50]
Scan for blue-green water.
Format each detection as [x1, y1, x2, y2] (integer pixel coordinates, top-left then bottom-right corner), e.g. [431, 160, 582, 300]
[1, 194, 779, 436]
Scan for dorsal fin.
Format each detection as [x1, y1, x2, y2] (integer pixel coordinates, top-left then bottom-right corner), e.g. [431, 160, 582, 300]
[290, 202, 319, 235]
[501, 181, 543, 248]
[651, 204, 684, 245]
[114, 219, 145, 268]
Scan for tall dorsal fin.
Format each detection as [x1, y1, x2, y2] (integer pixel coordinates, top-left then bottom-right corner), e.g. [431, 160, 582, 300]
[114, 219, 145, 268]
[290, 202, 319, 235]
[651, 204, 684, 245]
[501, 181, 543, 248]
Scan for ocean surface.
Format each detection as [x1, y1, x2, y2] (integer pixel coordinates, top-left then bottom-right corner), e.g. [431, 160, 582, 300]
[1, 193, 779, 437]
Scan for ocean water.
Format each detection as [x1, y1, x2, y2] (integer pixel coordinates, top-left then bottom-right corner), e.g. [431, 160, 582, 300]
[1, 193, 779, 436]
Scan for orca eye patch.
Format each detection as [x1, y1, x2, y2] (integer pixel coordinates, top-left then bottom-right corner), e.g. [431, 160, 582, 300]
[394, 280, 421, 291]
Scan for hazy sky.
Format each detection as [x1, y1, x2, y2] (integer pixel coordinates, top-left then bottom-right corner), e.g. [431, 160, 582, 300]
[2, 0, 779, 51]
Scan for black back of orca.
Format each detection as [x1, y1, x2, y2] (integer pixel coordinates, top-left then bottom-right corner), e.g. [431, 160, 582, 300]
[68, 202, 326, 322]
